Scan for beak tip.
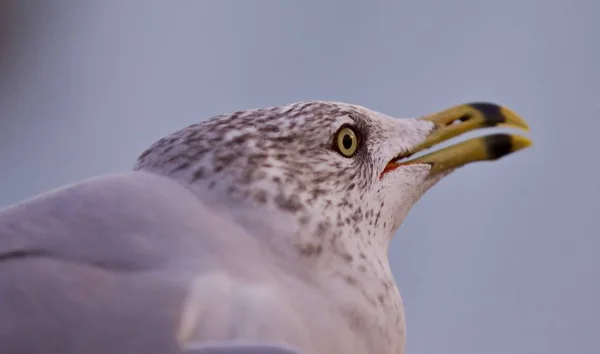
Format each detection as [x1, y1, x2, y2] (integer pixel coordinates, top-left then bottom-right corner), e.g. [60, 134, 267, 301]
[510, 134, 534, 151]
[500, 106, 531, 132]
[484, 133, 533, 160]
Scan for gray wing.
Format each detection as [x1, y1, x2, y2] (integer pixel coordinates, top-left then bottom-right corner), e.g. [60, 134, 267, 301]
[0, 171, 290, 354]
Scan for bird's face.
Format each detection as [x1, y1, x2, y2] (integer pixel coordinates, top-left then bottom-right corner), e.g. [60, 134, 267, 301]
[312, 101, 533, 235]
[136, 101, 531, 247]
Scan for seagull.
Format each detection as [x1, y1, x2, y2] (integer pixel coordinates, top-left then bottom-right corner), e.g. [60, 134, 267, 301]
[0, 101, 531, 354]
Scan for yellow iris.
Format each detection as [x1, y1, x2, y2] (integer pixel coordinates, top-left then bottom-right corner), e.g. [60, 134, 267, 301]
[335, 126, 358, 157]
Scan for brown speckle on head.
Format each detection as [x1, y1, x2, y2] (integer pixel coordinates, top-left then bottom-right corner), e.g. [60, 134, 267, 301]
[342, 253, 353, 263]
[296, 243, 323, 257]
[253, 189, 268, 204]
[345, 275, 358, 286]
[192, 167, 206, 180]
[274, 193, 304, 213]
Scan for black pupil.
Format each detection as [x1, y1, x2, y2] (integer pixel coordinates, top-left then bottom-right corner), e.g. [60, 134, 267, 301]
[342, 133, 353, 150]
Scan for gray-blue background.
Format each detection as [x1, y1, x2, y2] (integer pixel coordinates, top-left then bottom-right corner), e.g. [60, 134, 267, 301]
[0, 1, 597, 353]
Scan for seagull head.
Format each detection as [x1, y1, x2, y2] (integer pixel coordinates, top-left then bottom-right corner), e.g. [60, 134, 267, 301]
[135, 101, 531, 258]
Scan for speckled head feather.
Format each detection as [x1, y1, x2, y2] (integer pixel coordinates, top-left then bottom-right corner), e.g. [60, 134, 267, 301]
[134, 101, 444, 263]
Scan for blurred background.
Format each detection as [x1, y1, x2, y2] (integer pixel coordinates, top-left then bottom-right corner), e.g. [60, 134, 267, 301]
[0, 1, 598, 353]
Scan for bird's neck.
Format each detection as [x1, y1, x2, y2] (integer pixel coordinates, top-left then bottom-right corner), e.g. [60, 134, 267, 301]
[282, 204, 406, 353]
[211, 193, 405, 347]
[156, 173, 406, 352]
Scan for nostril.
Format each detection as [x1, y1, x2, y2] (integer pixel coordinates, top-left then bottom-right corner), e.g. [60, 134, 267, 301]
[446, 114, 471, 126]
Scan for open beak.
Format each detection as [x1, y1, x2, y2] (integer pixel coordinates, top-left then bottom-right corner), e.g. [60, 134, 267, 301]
[382, 103, 533, 177]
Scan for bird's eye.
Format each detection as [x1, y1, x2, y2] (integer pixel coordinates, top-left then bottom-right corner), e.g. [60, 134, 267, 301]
[334, 126, 359, 157]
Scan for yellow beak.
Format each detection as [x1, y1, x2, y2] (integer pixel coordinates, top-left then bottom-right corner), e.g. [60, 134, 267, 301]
[384, 103, 533, 176]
